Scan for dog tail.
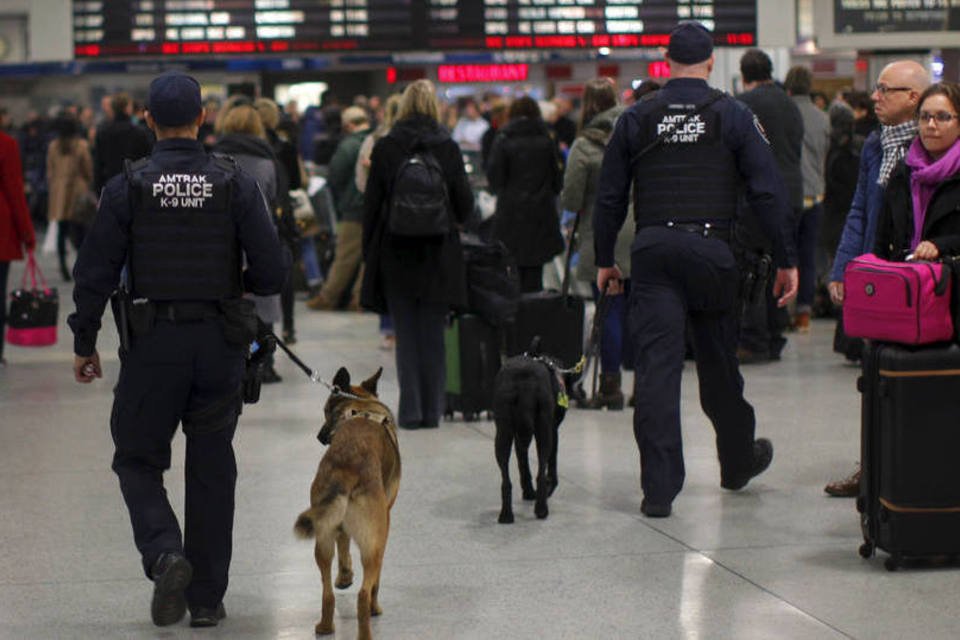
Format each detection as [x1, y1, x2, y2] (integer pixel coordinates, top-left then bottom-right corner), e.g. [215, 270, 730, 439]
[294, 481, 349, 540]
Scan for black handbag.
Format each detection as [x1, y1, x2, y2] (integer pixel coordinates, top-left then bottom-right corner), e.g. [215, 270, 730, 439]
[6, 252, 59, 347]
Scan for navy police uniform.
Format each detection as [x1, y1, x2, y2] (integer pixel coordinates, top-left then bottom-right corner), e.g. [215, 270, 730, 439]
[68, 72, 288, 618]
[593, 24, 794, 511]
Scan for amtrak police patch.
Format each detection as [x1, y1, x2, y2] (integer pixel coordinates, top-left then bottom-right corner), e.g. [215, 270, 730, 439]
[657, 111, 707, 144]
[752, 115, 770, 144]
[150, 173, 215, 208]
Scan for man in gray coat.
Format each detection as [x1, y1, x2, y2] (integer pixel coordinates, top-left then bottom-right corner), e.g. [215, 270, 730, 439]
[307, 106, 371, 311]
[785, 65, 830, 331]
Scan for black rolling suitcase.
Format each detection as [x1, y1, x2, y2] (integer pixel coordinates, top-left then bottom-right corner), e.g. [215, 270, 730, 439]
[506, 292, 585, 369]
[504, 213, 585, 369]
[444, 314, 501, 420]
[857, 341, 960, 570]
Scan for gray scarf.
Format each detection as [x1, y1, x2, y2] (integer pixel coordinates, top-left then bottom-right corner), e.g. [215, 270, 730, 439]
[878, 120, 918, 186]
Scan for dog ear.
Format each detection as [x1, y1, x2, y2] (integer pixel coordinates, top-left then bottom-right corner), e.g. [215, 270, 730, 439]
[528, 336, 541, 356]
[361, 367, 383, 395]
[332, 367, 351, 391]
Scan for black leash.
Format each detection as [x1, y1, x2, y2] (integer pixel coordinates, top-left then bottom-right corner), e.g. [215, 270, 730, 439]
[268, 333, 365, 400]
[588, 284, 616, 403]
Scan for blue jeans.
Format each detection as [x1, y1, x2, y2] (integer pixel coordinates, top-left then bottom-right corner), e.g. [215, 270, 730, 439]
[380, 314, 394, 336]
[300, 238, 322, 286]
[591, 280, 631, 373]
[796, 203, 822, 312]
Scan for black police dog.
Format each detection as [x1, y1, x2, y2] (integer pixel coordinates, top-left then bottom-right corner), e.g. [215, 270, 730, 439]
[493, 338, 568, 523]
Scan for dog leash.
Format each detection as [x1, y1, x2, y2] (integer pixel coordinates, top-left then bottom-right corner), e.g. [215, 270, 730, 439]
[269, 334, 366, 401]
[270, 334, 401, 456]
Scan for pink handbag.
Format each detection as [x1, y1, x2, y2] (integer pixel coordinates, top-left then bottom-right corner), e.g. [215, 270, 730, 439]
[843, 253, 953, 345]
[5, 252, 58, 347]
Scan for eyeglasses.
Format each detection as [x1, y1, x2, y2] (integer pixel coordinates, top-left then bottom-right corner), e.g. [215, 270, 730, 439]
[873, 84, 913, 96]
[918, 111, 960, 124]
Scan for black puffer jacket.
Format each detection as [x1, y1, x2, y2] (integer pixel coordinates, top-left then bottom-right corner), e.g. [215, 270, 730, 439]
[486, 117, 563, 267]
[361, 115, 474, 313]
[875, 162, 960, 260]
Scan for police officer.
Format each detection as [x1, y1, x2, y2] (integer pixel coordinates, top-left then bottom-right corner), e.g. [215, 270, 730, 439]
[593, 23, 799, 518]
[68, 71, 288, 627]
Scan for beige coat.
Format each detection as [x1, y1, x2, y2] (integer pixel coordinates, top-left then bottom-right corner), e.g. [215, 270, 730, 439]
[46, 138, 92, 222]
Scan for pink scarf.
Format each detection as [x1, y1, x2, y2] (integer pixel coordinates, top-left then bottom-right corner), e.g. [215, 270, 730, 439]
[906, 137, 960, 250]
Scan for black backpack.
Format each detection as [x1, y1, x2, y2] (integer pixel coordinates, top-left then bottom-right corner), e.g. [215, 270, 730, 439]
[388, 141, 450, 237]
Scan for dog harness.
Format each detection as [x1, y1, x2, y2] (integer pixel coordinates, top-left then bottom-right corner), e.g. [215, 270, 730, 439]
[329, 404, 401, 460]
[520, 353, 578, 411]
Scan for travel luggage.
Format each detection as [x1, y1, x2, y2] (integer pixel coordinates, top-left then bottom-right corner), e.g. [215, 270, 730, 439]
[843, 254, 953, 345]
[444, 313, 501, 420]
[460, 233, 520, 328]
[506, 291, 585, 370]
[857, 341, 960, 570]
[504, 213, 585, 370]
[6, 252, 58, 347]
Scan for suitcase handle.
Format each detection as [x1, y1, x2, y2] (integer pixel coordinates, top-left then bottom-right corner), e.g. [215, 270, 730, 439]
[560, 210, 581, 302]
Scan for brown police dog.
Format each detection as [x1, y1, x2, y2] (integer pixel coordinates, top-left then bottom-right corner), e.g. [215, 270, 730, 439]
[294, 367, 400, 640]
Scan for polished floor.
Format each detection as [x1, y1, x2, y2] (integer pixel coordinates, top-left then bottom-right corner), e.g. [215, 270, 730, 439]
[2, 257, 959, 640]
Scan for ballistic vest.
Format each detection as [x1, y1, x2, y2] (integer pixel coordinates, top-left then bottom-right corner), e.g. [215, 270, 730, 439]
[125, 154, 242, 301]
[632, 93, 740, 224]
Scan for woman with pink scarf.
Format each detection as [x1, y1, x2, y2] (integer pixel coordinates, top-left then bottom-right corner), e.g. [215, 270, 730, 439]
[875, 82, 960, 261]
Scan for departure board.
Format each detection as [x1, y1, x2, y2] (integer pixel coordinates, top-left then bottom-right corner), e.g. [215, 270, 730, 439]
[835, 0, 960, 33]
[73, 1, 757, 58]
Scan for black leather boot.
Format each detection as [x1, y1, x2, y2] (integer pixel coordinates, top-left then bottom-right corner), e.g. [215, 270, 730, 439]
[591, 372, 624, 410]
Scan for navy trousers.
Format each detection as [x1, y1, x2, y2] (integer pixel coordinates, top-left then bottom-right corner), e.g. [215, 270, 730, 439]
[110, 317, 244, 609]
[628, 228, 757, 505]
[386, 290, 447, 427]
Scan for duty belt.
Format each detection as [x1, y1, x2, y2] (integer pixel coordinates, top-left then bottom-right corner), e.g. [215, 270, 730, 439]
[649, 221, 731, 241]
[153, 301, 221, 323]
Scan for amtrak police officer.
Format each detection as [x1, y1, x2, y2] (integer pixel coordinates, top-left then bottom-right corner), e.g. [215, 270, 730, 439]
[68, 72, 288, 627]
[593, 23, 799, 518]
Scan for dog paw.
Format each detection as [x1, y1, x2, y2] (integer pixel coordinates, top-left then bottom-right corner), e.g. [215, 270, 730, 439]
[498, 511, 514, 524]
[534, 503, 549, 519]
[335, 570, 354, 590]
[521, 488, 536, 501]
[371, 602, 383, 616]
[315, 621, 335, 635]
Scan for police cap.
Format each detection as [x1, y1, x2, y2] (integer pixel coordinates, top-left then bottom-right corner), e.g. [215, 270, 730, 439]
[667, 22, 714, 65]
[147, 71, 202, 127]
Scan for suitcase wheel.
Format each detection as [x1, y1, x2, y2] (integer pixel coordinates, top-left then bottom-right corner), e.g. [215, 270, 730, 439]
[858, 541, 874, 559]
[884, 553, 901, 572]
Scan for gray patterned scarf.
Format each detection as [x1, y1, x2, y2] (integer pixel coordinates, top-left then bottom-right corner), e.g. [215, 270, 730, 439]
[878, 120, 918, 186]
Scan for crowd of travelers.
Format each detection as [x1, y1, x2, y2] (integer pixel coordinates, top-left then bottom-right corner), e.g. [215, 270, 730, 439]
[3, 55, 959, 493]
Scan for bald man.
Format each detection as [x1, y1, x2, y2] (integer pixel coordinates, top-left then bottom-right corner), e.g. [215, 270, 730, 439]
[825, 60, 929, 497]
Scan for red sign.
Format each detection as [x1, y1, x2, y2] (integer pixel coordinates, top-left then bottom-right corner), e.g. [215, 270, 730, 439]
[647, 61, 671, 79]
[437, 64, 529, 83]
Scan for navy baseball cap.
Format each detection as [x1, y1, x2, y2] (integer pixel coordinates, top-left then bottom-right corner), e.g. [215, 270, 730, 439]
[147, 71, 202, 127]
[667, 22, 714, 65]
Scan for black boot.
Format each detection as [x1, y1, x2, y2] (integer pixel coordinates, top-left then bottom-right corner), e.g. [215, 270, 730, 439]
[591, 372, 624, 410]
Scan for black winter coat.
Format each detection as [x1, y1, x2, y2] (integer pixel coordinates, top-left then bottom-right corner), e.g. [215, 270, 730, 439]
[875, 162, 960, 260]
[361, 115, 474, 313]
[93, 115, 154, 193]
[486, 117, 563, 267]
